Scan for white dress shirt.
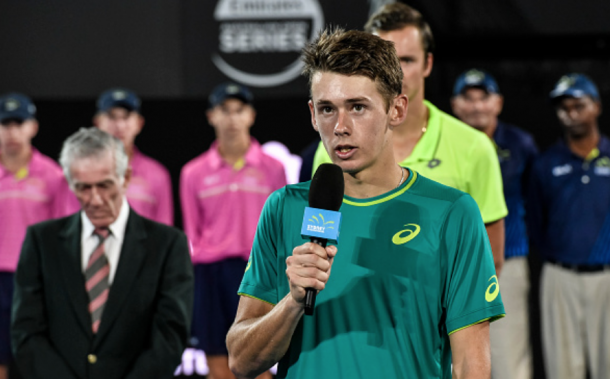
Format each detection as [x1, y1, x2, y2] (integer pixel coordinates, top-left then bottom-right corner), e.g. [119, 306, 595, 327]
[81, 198, 129, 285]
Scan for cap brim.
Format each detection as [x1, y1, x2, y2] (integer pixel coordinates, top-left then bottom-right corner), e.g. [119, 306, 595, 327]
[209, 95, 251, 109]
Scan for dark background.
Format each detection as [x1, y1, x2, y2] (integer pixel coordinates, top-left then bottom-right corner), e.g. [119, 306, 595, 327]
[2, 0, 609, 378]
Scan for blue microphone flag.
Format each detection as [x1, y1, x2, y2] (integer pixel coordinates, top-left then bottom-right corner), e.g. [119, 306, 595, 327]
[301, 207, 341, 243]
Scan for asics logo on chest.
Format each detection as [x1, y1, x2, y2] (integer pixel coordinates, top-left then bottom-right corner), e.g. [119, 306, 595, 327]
[392, 224, 421, 245]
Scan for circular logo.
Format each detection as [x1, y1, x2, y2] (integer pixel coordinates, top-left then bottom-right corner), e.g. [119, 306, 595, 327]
[427, 159, 441, 169]
[212, 0, 324, 87]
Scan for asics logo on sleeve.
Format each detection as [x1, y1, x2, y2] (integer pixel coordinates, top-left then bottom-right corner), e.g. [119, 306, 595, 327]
[392, 224, 421, 245]
[485, 275, 500, 302]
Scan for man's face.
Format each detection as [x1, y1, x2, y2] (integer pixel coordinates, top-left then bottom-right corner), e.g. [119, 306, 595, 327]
[0, 119, 38, 156]
[555, 96, 601, 137]
[377, 26, 432, 102]
[451, 88, 503, 131]
[95, 107, 143, 151]
[308, 72, 406, 174]
[70, 151, 130, 228]
[206, 98, 255, 139]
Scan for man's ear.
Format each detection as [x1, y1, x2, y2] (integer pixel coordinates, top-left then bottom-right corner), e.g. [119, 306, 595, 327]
[123, 166, 132, 189]
[206, 109, 215, 127]
[308, 100, 319, 132]
[389, 94, 409, 129]
[423, 53, 434, 78]
[29, 120, 39, 139]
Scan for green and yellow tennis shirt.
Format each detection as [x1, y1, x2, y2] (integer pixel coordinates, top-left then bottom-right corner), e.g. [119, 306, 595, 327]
[239, 170, 505, 378]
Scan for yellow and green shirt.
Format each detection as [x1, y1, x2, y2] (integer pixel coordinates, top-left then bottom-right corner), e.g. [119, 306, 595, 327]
[239, 170, 505, 378]
[313, 101, 508, 224]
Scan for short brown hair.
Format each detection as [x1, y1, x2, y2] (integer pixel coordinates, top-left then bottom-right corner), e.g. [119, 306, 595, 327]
[301, 27, 403, 109]
[364, 3, 435, 56]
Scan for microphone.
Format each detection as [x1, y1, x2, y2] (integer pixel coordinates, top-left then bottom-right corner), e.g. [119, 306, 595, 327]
[300, 163, 344, 315]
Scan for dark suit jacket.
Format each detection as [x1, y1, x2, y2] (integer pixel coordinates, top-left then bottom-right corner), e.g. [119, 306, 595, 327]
[11, 209, 194, 379]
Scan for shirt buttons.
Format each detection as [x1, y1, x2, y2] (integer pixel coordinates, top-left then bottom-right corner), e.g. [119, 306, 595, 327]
[88, 354, 97, 364]
[582, 175, 590, 184]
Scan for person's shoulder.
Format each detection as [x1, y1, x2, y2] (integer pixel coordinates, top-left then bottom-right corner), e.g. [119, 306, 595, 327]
[410, 172, 467, 204]
[268, 181, 309, 205]
[134, 150, 170, 174]
[29, 213, 77, 235]
[498, 121, 536, 147]
[136, 210, 185, 240]
[181, 151, 211, 176]
[428, 102, 491, 146]
[259, 150, 286, 172]
[32, 151, 63, 175]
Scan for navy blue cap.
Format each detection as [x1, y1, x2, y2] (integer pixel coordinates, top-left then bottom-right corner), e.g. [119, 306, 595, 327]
[208, 82, 253, 109]
[549, 73, 599, 101]
[453, 69, 500, 96]
[0, 93, 36, 123]
[97, 88, 141, 113]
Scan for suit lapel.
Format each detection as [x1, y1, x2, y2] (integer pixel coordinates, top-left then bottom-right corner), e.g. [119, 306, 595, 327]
[58, 213, 93, 338]
[94, 210, 147, 347]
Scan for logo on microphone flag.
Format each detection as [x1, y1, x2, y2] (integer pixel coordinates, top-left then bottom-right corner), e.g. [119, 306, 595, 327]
[301, 207, 341, 243]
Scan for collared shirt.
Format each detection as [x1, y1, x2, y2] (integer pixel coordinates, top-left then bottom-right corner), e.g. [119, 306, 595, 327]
[0, 148, 79, 272]
[494, 121, 538, 258]
[126, 148, 173, 225]
[313, 100, 508, 224]
[528, 135, 610, 265]
[180, 138, 287, 264]
[80, 197, 130, 285]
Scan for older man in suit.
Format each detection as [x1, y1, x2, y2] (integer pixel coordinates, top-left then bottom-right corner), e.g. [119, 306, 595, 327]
[11, 127, 193, 379]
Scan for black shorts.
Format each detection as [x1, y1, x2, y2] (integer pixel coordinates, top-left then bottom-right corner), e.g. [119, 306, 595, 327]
[191, 258, 248, 356]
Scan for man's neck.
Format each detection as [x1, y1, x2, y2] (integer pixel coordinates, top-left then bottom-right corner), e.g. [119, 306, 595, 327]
[344, 155, 404, 199]
[391, 97, 429, 163]
[0, 146, 33, 173]
[482, 118, 499, 139]
[124, 144, 135, 161]
[218, 134, 250, 166]
[566, 126, 600, 159]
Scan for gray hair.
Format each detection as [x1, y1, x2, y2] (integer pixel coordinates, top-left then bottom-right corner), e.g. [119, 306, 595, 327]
[59, 127, 129, 185]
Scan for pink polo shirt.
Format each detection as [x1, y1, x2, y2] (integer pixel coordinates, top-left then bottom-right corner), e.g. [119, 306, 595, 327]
[0, 149, 79, 272]
[180, 139, 286, 264]
[127, 148, 174, 225]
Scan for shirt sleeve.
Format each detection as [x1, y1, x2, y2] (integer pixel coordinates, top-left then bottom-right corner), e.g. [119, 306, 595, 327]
[179, 166, 200, 258]
[238, 189, 284, 305]
[466, 134, 508, 224]
[155, 166, 174, 226]
[311, 141, 333, 179]
[442, 194, 505, 335]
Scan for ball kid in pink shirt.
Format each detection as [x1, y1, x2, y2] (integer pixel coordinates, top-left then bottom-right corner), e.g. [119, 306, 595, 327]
[94, 88, 173, 225]
[180, 83, 285, 379]
[0, 93, 78, 378]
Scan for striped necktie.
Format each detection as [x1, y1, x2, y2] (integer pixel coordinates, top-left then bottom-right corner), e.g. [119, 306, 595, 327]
[85, 227, 110, 334]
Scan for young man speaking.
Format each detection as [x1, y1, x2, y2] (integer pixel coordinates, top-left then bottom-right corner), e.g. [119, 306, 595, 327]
[226, 28, 504, 379]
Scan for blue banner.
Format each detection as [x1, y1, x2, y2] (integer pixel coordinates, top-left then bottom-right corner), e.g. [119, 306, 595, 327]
[301, 207, 341, 243]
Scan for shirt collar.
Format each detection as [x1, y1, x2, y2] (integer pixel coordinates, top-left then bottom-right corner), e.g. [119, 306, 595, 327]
[556, 134, 610, 160]
[402, 100, 442, 164]
[81, 196, 130, 239]
[0, 147, 43, 180]
[493, 121, 506, 142]
[208, 137, 262, 170]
